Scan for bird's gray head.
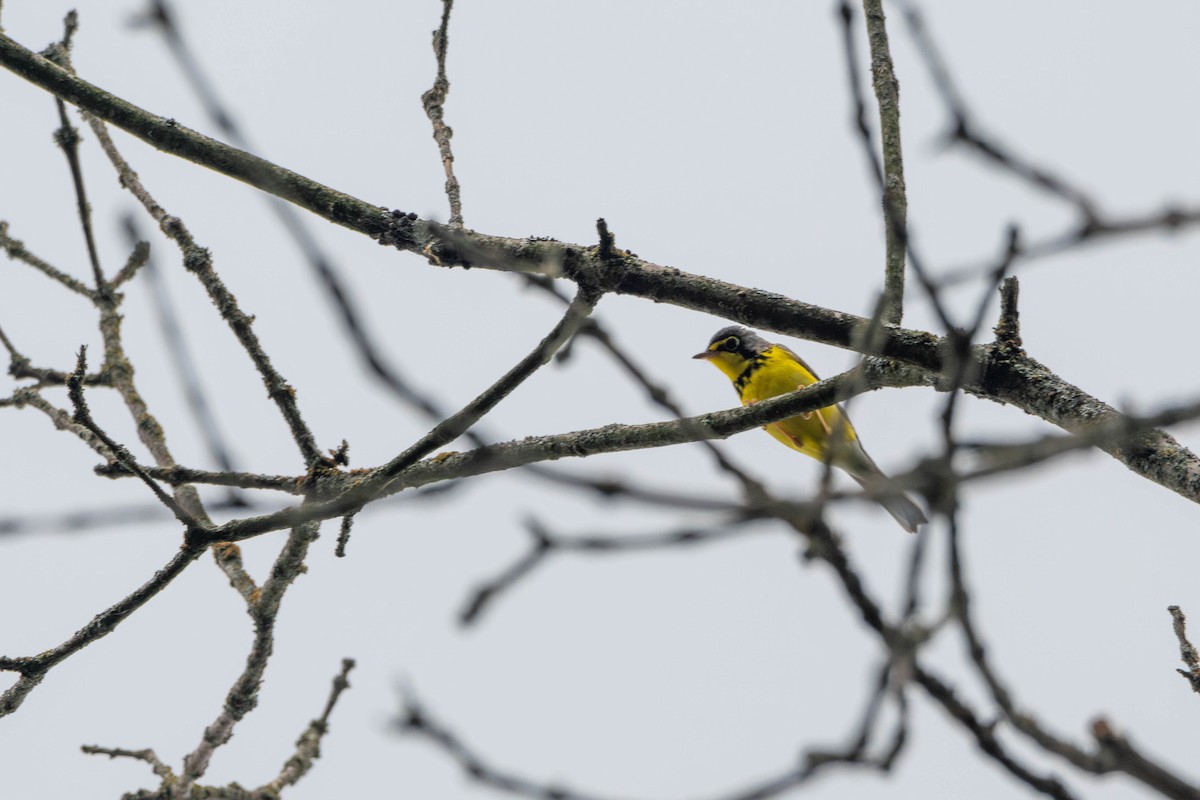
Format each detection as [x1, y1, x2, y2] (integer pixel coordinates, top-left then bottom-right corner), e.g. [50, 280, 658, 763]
[698, 326, 771, 360]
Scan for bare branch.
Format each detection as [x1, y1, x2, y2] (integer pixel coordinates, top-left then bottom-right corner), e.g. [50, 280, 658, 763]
[897, 1, 1100, 223]
[370, 286, 600, 488]
[197, 364, 924, 545]
[96, 462, 301, 493]
[66, 347, 203, 530]
[401, 664, 913, 800]
[914, 667, 1078, 800]
[0, 543, 205, 717]
[837, 3, 953, 335]
[132, 1, 469, 463]
[1168, 606, 1200, 695]
[860, 0, 907, 325]
[51, 97, 107, 292]
[0, 220, 96, 299]
[121, 215, 244, 507]
[460, 515, 768, 626]
[944, 507, 1200, 799]
[81, 745, 174, 782]
[109, 239, 150, 291]
[334, 513, 355, 558]
[9, 386, 115, 461]
[1090, 719, 1200, 800]
[421, 0, 463, 227]
[178, 520, 321, 794]
[81, 115, 325, 470]
[81, 658, 355, 798]
[397, 692, 811, 800]
[260, 658, 356, 795]
[936, 226, 1020, 457]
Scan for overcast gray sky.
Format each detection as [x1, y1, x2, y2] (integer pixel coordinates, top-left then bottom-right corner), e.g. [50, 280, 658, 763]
[3, 2, 1200, 798]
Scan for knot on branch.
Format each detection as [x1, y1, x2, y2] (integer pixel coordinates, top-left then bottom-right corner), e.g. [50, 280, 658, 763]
[994, 276, 1023, 352]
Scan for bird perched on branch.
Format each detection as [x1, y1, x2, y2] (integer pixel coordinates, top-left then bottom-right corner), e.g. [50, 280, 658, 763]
[694, 325, 926, 533]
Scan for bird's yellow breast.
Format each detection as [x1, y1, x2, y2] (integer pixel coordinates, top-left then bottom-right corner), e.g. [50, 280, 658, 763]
[735, 346, 818, 403]
[731, 346, 860, 463]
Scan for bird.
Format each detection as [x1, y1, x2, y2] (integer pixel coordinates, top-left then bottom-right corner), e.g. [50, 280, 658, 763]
[693, 325, 927, 533]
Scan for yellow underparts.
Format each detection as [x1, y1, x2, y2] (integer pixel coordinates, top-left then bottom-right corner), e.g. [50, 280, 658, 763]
[710, 345, 861, 467]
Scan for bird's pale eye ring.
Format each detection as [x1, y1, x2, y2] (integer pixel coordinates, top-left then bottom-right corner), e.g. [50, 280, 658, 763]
[723, 336, 740, 352]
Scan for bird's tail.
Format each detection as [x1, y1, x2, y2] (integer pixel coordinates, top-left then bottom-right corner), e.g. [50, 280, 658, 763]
[841, 451, 928, 534]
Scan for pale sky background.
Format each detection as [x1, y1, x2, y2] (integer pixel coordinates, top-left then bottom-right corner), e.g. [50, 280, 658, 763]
[3, 2, 1200, 798]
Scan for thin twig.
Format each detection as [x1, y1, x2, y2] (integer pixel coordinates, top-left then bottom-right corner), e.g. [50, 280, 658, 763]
[52, 97, 106, 292]
[0, 543, 205, 717]
[334, 513, 355, 558]
[914, 666, 1078, 800]
[260, 658, 356, 794]
[397, 688, 893, 800]
[944, 508, 1200, 798]
[96, 462, 301, 493]
[460, 515, 767, 626]
[133, 1, 473, 465]
[936, 226, 1020, 460]
[121, 215, 246, 508]
[0, 497, 252, 540]
[0, 221, 96, 299]
[109, 238, 150, 292]
[860, 0, 907, 325]
[81, 745, 174, 781]
[421, 0, 463, 226]
[44, 13, 106, 295]
[80, 109, 325, 470]
[372, 286, 600, 487]
[66, 347, 202, 530]
[1168, 606, 1200, 694]
[836, 2, 953, 335]
[8, 386, 114, 461]
[42, 20, 258, 604]
[177, 520, 321, 795]
[896, 0, 1099, 223]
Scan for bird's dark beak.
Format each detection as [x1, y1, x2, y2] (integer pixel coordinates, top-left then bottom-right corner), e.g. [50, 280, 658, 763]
[692, 350, 714, 360]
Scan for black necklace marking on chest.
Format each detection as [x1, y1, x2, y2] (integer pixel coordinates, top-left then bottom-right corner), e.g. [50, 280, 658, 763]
[734, 352, 770, 394]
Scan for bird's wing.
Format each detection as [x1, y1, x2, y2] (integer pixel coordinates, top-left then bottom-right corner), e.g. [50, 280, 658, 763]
[775, 344, 821, 382]
[774, 343, 864, 447]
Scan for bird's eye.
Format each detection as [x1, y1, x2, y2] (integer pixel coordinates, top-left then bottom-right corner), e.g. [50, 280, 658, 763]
[723, 336, 740, 352]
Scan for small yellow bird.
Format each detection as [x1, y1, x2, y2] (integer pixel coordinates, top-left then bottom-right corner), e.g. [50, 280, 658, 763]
[694, 326, 926, 532]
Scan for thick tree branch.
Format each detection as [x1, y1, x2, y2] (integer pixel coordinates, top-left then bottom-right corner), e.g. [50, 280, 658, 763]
[5, 30, 1200, 513]
[196, 363, 925, 544]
